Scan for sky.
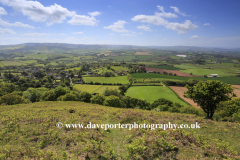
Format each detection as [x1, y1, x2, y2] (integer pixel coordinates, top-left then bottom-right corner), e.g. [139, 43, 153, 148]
[0, 0, 239, 48]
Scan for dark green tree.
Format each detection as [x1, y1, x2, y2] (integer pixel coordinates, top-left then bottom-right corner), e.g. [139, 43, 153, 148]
[184, 80, 236, 119]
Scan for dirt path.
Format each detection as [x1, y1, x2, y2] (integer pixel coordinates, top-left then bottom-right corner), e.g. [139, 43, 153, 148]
[232, 85, 240, 97]
[169, 86, 200, 108]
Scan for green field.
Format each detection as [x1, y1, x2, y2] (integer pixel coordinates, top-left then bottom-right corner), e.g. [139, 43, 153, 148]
[93, 67, 115, 74]
[125, 86, 187, 105]
[148, 65, 181, 70]
[174, 65, 198, 70]
[83, 76, 129, 84]
[94, 85, 120, 94]
[130, 73, 240, 84]
[20, 60, 38, 64]
[74, 84, 119, 94]
[0, 61, 26, 66]
[73, 84, 101, 93]
[181, 68, 229, 76]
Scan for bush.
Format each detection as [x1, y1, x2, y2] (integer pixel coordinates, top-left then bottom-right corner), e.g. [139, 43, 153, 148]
[90, 94, 106, 105]
[103, 89, 121, 98]
[217, 98, 240, 118]
[40, 90, 57, 101]
[0, 93, 26, 105]
[179, 106, 203, 116]
[62, 93, 77, 101]
[150, 98, 173, 110]
[154, 103, 183, 113]
[23, 88, 48, 103]
[54, 86, 70, 98]
[79, 91, 92, 103]
[12, 91, 23, 96]
[122, 96, 139, 108]
[103, 95, 122, 108]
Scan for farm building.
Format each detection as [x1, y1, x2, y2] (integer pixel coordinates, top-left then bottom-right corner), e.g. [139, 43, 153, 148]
[208, 74, 219, 77]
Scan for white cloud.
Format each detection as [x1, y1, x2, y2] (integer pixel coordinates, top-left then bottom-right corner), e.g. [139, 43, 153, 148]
[104, 20, 128, 32]
[156, 6, 178, 18]
[24, 33, 51, 36]
[165, 20, 198, 34]
[0, 7, 7, 15]
[137, 25, 151, 31]
[0, 18, 35, 28]
[170, 6, 187, 16]
[190, 35, 199, 39]
[68, 15, 98, 25]
[0, 0, 76, 25]
[132, 6, 197, 34]
[72, 32, 83, 34]
[132, 15, 168, 25]
[0, 27, 16, 34]
[203, 23, 210, 26]
[88, 11, 101, 17]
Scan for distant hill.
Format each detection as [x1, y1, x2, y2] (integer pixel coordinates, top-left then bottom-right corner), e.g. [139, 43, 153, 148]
[0, 43, 239, 53]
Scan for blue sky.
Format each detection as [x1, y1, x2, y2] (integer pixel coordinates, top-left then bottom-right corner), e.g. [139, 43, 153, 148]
[0, 0, 239, 48]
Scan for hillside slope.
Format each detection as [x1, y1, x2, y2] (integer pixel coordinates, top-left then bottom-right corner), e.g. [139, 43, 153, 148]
[0, 101, 240, 159]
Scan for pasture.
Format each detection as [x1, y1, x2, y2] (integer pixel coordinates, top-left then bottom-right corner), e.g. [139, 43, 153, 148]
[83, 76, 129, 84]
[180, 68, 229, 76]
[135, 51, 152, 55]
[130, 73, 240, 84]
[0, 61, 25, 66]
[148, 65, 181, 70]
[94, 85, 120, 94]
[125, 86, 188, 105]
[73, 84, 101, 93]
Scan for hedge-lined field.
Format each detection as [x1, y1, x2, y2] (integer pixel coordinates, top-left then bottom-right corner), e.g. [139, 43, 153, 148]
[83, 76, 129, 84]
[125, 86, 188, 105]
[130, 73, 240, 84]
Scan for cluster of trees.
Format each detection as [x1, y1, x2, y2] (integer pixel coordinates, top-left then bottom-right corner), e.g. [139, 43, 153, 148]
[163, 79, 199, 87]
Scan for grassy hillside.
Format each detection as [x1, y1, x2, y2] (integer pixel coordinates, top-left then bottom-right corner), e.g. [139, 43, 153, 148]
[125, 86, 187, 105]
[0, 101, 239, 159]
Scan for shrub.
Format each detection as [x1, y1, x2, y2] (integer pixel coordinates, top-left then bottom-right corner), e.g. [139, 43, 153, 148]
[122, 96, 139, 108]
[154, 103, 183, 113]
[54, 86, 70, 98]
[179, 106, 203, 116]
[103, 95, 122, 108]
[40, 90, 57, 101]
[150, 98, 173, 110]
[103, 89, 121, 98]
[62, 93, 77, 101]
[79, 91, 92, 103]
[0, 93, 26, 105]
[12, 91, 23, 96]
[217, 98, 240, 118]
[90, 94, 106, 105]
[23, 88, 48, 103]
